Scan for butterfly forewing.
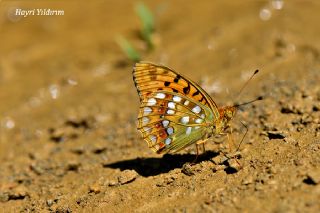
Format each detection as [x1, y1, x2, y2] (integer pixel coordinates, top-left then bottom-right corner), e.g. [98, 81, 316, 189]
[133, 63, 219, 114]
[133, 62, 219, 153]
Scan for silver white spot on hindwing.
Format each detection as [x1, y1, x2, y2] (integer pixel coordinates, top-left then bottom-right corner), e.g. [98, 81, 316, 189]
[143, 127, 151, 133]
[192, 105, 201, 114]
[186, 127, 192, 135]
[143, 107, 152, 115]
[168, 102, 176, 109]
[173, 96, 182, 102]
[154, 144, 160, 150]
[195, 118, 203, 124]
[162, 120, 169, 127]
[165, 138, 172, 145]
[147, 98, 157, 106]
[155, 93, 166, 99]
[167, 127, 174, 135]
[142, 117, 149, 125]
[180, 116, 189, 124]
[149, 135, 157, 143]
[167, 109, 175, 115]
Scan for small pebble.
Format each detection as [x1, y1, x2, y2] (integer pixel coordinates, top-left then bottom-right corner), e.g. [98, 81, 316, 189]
[117, 170, 138, 185]
[46, 199, 54, 207]
[306, 170, 320, 184]
[181, 163, 195, 176]
[89, 184, 101, 194]
[211, 155, 228, 165]
[66, 161, 80, 172]
[107, 180, 118, 187]
[226, 158, 242, 173]
[156, 174, 178, 187]
[242, 175, 254, 185]
[212, 165, 226, 172]
[255, 184, 264, 191]
[280, 104, 296, 114]
[0, 192, 9, 202]
[266, 130, 287, 139]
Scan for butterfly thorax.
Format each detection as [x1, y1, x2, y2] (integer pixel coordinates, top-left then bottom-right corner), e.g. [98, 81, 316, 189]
[215, 106, 237, 134]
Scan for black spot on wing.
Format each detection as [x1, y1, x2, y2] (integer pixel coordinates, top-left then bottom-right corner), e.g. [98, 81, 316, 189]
[173, 74, 181, 83]
[183, 83, 190, 94]
[164, 81, 170, 86]
[192, 90, 200, 96]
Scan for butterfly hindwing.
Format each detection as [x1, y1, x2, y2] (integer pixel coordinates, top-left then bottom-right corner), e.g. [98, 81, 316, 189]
[137, 91, 213, 153]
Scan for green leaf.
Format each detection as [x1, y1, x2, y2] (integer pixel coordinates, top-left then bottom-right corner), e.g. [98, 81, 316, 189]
[116, 36, 141, 62]
[135, 2, 155, 50]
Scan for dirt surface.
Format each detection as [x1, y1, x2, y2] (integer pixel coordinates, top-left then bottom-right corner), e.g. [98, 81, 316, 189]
[1, 1, 320, 212]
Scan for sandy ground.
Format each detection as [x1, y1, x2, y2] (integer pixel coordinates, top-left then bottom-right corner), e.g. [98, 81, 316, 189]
[0, 1, 320, 212]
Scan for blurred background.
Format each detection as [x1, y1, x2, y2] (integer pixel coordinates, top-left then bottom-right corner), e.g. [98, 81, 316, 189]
[1, 0, 319, 135]
[1, 0, 319, 143]
[0, 1, 320, 212]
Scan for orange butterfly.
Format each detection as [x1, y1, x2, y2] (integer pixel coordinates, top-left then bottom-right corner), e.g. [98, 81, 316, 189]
[133, 62, 259, 155]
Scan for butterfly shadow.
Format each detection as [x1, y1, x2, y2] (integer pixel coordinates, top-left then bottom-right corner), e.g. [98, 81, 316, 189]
[103, 151, 219, 177]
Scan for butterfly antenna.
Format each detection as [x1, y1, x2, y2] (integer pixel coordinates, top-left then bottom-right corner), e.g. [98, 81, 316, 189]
[235, 69, 259, 101]
[233, 96, 263, 108]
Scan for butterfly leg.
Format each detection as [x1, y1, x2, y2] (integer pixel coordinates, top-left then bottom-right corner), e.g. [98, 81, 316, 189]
[217, 134, 229, 159]
[218, 132, 229, 154]
[226, 124, 239, 153]
[229, 122, 248, 170]
[192, 140, 207, 164]
[192, 144, 200, 164]
[218, 130, 241, 166]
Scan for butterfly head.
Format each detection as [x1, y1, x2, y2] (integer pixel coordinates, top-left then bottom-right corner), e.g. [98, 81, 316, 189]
[216, 106, 237, 132]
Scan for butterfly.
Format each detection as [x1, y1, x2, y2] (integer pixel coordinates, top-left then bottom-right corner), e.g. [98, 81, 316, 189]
[132, 62, 245, 155]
